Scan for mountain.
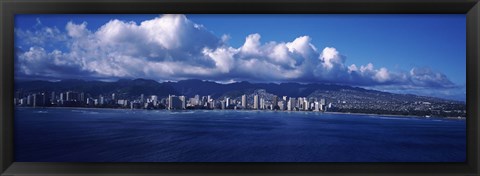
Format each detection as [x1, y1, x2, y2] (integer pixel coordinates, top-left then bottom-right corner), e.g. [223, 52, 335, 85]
[15, 78, 177, 98]
[17, 79, 368, 99]
[14, 78, 462, 104]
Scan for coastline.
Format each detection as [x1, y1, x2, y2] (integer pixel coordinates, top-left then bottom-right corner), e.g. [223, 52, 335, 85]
[16, 106, 466, 120]
[323, 111, 466, 120]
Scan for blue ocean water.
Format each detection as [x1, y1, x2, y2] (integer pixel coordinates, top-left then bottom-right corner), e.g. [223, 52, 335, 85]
[14, 107, 466, 162]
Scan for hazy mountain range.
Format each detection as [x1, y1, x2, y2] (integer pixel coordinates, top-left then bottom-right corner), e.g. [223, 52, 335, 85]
[15, 78, 464, 104]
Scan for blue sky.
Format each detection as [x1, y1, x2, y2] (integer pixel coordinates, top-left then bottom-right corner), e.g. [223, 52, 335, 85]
[14, 14, 466, 101]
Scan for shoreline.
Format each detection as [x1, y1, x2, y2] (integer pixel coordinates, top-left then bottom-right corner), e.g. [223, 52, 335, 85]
[323, 111, 465, 120]
[16, 106, 466, 120]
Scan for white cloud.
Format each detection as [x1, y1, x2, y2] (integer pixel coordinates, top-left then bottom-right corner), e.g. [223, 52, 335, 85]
[348, 64, 358, 73]
[15, 14, 456, 89]
[320, 47, 344, 70]
[202, 47, 236, 73]
[374, 67, 390, 82]
[66, 21, 89, 38]
[240, 33, 262, 55]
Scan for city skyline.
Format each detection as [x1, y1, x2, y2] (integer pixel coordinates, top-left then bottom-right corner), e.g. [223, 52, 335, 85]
[13, 78, 466, 118]
[14, 14, 466, 101]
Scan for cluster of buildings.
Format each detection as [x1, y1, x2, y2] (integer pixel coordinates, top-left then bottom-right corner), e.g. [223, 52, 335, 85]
[14, 90, 329, 112]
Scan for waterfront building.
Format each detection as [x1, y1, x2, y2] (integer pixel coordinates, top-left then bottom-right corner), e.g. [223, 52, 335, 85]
[287, 97, 296, 111]
[303, 99, 309, 111]
[66, 91, 78, 102]
[242, 94, 247, 109]
[99, 95, 105, 105]
[39, 92, 47, 106]
[140, 94, 145, 103]
[151, 95, 158, 106]
[272, 96, 278, 110]
[188, 97, 196, 107]
[297, 97, 303, 110]
[80, 92, 85, 102]
[313, 102, 320, 111]
[254, 95, 259, 110]
[260, 98, 265, 110]
[278, 101, 285, 111]
[50, 92, 55, 104]
[194, 95, 200, 106]
[86, 98, 93, 106]
[117, 99, 128, 106]
[226, 98, 230, 108]
[59, 93, 65, 105]
[26, 95, 31, 106]
[221, 100, 226, 110]
[179, 96, 186, 109]
[32, 94, 37, 108]
[168, 95, 183, 110]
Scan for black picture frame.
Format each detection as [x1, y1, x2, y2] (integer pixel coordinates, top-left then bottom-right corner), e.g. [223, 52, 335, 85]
[1, 0, 479, 175]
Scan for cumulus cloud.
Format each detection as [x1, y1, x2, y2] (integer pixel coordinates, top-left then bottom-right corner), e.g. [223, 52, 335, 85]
[14, 14, 457, 89]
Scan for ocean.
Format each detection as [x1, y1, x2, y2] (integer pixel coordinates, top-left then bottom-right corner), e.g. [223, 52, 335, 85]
[14, 107, 466, 162]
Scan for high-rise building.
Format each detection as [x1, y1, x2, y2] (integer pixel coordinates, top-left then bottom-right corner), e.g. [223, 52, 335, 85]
[220, 100, 226, 110]
[303, 98, 310, 111]
[79, 92, 84, 102]
[297, 97, 303, 110]
[86, 98, 93, 106]
[201, 96, 208, 106]
[272, 96, 278, 109]
[151, 95, 158, 106]
[278, 101, 285, 110]
[314, 102, 320, 111]
[168, 95, 183, 110]
[226, 98, 230, 108]
[189, 97, 196, 107]
[40, 92, 47, 106]
[320, 98, 326, 111]
[99, 95, 105, 105]
[112, 93, 116, 101]
[288, 97, 296, 111]
[50, 91, 56, 104]
[59, 93, 65, 104]
[66, 91, 78, 101]
[241, 94, 247, 109]
[260, 98, 265, 110]
[179, 96, 186, 109]
[27, 95, 32, 106]
[32, 94, 37, 108]
[140, 94, 145, 103]
[253, 95, 259, 110]
[194, 95, 200, 106]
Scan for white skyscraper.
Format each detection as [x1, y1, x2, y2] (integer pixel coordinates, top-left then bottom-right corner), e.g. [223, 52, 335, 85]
[278, 101, 285, 110]
[226, 97, 230, 108]
[151, 95, 158, 106]
[287, 97, 296, 111]
[260, 98, 265, 110]
[253, 95, 259, 110]
[241, 94, 247, 109]
[314, 102, 320, 111]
